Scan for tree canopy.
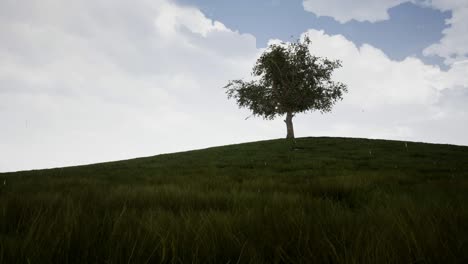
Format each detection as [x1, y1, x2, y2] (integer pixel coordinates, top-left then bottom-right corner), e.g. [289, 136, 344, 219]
[224, 36, 348, 139]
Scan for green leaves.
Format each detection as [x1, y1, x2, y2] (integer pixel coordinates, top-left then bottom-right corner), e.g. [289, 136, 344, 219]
[224, 35, 348, 118]
[224, 80, 277, 119]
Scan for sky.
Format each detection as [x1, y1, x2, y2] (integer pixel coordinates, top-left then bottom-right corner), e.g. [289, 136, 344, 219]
[0, 0, 467, 172]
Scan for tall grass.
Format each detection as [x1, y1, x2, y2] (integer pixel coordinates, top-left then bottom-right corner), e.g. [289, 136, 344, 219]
[1, 137, 467, 263]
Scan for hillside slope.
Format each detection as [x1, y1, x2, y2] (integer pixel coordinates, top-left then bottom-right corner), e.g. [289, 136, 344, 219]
[1, 137, 468, 263]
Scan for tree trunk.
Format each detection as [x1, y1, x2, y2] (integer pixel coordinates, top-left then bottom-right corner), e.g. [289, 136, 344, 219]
[284, 112, 295, 139]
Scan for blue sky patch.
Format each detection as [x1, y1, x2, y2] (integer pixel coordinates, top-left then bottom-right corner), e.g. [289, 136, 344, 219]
[175, 0, 450, 68]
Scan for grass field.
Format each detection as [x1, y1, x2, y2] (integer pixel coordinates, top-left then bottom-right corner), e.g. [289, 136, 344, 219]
[1, 137, 468, 263]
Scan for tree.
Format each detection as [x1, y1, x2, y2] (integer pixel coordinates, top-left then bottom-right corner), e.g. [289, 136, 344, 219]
[224, 36, 348, 139]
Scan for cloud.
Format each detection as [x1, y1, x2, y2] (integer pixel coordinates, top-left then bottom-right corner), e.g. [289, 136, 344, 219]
[301, 31, 444, 106]
[0, 0, 276, 172]
[422, 4, 468, 64]
[302, 0, 406, 23]
[300, 0, 468, 148]
[292, 29, 468, 144]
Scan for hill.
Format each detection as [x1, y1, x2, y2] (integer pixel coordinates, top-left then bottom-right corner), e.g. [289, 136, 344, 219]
[1, 137, 468, 263]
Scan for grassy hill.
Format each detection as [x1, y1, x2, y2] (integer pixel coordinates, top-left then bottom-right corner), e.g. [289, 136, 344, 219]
[1, 137, 468, 263]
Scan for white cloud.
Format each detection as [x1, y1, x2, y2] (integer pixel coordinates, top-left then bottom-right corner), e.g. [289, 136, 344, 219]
[302, 0, 406, 23]
[0, 0, 275, 172]
[300, 0, 468, 149]
[302, 31, 445, 107]
[422, 5, 468, 64]
[292, 30, 468, 144]
[154, 1, 229, 37]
